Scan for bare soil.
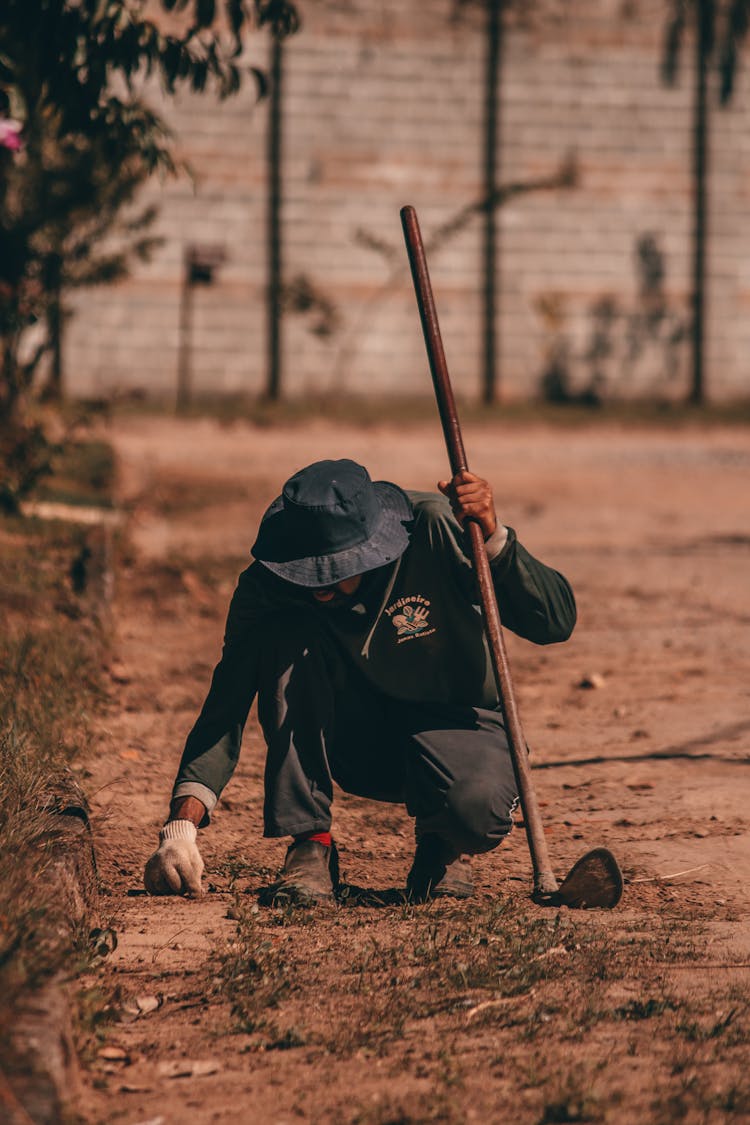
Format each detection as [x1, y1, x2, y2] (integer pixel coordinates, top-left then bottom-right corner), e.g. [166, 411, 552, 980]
[79, 415, 750, 1125]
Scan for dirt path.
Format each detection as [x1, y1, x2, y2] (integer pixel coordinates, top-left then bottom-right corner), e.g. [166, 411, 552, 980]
[80, 416, 750, 1125]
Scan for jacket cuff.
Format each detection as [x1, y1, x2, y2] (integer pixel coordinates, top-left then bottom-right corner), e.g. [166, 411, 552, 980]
[488, 525, 517, 578]
[172, 781, 218, 827]
[484, 524, 509, 560]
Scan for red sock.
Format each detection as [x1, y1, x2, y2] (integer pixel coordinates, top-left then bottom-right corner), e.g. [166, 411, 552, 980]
[295, 830, 332, 847]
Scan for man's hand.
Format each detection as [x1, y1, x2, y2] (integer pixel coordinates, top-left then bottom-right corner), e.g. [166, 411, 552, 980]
[144, 819, 205, 896]
[438, 470, 498, 541]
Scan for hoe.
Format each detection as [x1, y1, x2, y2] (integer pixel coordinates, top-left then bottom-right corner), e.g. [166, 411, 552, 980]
[401, 204, 623, 909]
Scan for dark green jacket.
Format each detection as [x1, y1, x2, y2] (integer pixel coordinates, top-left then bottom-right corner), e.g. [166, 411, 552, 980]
[173, 492, 576, 815]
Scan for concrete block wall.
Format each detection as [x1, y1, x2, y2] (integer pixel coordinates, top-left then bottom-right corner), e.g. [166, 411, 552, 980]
[64, 0, 750, 401]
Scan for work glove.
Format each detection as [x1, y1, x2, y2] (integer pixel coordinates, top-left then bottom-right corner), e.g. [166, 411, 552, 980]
[144, 819, 204, 896]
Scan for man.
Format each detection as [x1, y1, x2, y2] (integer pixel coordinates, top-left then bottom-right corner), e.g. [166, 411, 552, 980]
[144, 458, 575, 903]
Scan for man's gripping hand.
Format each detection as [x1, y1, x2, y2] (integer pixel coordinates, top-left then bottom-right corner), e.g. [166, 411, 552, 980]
[438, 470, 499, 541]
[144, 819, 204, 896]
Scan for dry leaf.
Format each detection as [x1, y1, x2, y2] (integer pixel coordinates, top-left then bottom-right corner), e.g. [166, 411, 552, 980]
[136, 994, 161, 1014]
[157, 1058, 220, 1079]
[98, 1045, 129, 1062]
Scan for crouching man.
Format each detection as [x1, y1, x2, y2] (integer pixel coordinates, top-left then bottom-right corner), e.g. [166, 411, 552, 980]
[144, 458, 575, 904]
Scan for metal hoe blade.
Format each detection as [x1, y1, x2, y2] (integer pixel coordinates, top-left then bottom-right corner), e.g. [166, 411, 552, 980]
[539, 848, 624, 910]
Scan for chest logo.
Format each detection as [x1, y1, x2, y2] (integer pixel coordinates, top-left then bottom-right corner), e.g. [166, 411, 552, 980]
[385, 595, 436, 642]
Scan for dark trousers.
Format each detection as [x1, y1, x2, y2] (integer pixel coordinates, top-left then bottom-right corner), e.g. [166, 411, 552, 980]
[257, 613, 518, 856]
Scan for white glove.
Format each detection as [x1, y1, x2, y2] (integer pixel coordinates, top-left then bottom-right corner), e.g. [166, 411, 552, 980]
[144, 820, 204, 896]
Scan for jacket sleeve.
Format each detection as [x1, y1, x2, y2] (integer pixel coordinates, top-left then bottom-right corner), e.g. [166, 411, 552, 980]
[171, 564, 268, 823]
[488, 527, 577, 644]
[416, 494, 576, 646]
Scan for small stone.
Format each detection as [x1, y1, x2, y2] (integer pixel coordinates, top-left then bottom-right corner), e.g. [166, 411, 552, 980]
[109, 662, 131, 684]
[89, 927, 118, 957]
[577, 672, 606, 690]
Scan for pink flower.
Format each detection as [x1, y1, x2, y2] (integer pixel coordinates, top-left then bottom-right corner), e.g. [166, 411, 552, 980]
[0, 119, 23, 152]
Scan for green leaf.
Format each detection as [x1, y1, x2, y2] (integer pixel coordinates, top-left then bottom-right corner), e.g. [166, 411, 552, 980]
[250, 65, 268, 100]
[162, 40, 181, 90]
[227, 0, 246, 42]
[197, 0, 216, 27]
[661, 0, 686, 86]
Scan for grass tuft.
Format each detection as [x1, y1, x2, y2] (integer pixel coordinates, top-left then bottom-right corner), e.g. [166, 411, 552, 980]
[0, 454, 112, 1050]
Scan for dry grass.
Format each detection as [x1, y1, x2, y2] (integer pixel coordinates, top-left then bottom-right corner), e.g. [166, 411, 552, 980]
[35, 438, 117, 508]
[210, 891, 750, 1123]
[0, 467, 112, 1046]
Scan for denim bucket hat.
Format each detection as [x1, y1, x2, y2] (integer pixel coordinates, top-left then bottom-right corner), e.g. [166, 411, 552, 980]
[252, 459, 414, 587]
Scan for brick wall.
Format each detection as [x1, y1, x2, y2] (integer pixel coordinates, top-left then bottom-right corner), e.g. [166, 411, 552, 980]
[64, 0, 750, 401]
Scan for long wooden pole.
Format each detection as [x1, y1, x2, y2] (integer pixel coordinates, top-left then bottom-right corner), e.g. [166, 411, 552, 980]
[401, 204, 559, 898]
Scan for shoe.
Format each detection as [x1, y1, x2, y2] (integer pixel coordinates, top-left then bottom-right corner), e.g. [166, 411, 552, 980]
[406, 833, 474, 902]
[266, 838, 339, 905]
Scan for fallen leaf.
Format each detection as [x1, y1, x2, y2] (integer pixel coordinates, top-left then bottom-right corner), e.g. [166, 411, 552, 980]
[192, 1060, 221, 1077]
[157, 1058, 221, 1079]
[98, 1045, 129, 1062]
[136, 994, 161, 1014]
[117, 999, 141, 1021]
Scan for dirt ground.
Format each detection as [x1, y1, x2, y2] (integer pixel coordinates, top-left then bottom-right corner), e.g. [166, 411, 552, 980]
[78, 414, 750, 1125]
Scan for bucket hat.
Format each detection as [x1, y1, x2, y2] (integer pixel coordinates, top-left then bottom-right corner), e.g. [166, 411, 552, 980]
[252, 459, 414, 587]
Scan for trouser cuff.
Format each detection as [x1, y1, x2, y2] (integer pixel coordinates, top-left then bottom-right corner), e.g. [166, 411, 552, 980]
[263, 818, 332, 839]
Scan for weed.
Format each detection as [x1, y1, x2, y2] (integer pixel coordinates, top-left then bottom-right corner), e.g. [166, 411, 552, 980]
[676, 1004, 746, 1043]
[72, 984, 120, 1065]
[344, 1088, 464, 1124]
[708, 1083, 750, 1114]
[213, 904, 293, 1033]
[538, 1070, 605, 1123]
[263, 1025, 307, 1050]
[614, 997, 679, 1021]
[211, 851, 256, 892]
